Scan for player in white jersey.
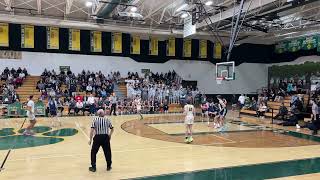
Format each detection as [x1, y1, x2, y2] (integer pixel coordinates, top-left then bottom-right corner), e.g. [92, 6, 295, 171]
[134, 95, 143, 120]
[184, 100, 195, 143]
[23, 95, 37, 136]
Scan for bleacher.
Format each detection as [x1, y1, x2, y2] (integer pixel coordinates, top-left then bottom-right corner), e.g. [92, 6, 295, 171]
[14, 76, 87, 114]
[240, 94, 309, 118]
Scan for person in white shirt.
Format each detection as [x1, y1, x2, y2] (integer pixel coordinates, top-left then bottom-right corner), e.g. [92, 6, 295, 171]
[238, 94, 245, 109]
[23, 95, 37, 136]
[87, 94, 96, 116]
[134, 95, 143, 120]
[184, 99, 195, 143]
[86, 84, 93, 94]
[75, 100, 84, 115]
[19, 72, 25, 79]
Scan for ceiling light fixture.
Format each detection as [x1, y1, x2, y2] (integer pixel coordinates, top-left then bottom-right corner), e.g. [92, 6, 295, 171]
[130, 6, 138, 12]
[175, 3, 188, 12]
[86, 1, 93, 7]
[180, 12, 189, 19]
[205, 1, 213, 6]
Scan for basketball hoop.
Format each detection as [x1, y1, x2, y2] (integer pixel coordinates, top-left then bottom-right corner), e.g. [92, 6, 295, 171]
[216, 77, 224, 85]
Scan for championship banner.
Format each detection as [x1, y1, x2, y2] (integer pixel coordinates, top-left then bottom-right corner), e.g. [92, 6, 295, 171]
[112, 32, 122, 53]
[21, 25, 34, 48]
[166, 37, 175, 56]
[149, 37, 158, 55]
[183, 39, 192, 57]
[214, 42, 222, 59]
[199, 40, 207, 58]
[130, 35, 140, 54]
[287, 39, 302, 52]
[90, 31, 102, 52]
[46, 27, 59, 49]
[68, 29, 80, 51]
[302, 36, 317, 50]
[0, 23, 9, 47]
[275, 41, 288, 54]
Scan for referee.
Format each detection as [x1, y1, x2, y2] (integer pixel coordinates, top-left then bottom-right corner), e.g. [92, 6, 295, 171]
[88, 109, 114, 172]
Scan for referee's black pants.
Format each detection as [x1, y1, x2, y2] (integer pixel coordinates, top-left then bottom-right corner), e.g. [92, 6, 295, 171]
[110, 103, 117, 115]
[91, 134, 112, 168]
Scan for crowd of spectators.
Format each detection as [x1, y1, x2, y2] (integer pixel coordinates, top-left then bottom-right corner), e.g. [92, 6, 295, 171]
[37, 69, 119, 101]
[0, 67, 202, 117]
[36, 69, 121, 116]
[0, 67, 28, 104]
[125, 70, 201, 105]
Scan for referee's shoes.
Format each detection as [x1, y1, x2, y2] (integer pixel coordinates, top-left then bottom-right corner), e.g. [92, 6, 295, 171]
[89, 166, 112, 172]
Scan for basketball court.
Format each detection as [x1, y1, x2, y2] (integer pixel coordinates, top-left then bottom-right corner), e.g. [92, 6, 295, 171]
[1, 112, 320, 179]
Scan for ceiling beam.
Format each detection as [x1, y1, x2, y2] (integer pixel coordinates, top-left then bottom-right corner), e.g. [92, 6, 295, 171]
[37, 0, 41, 14]
[4, 0, 12, 11]
[66, 0, 74, 15]
[143, 0, 174, 20]
[196, 0, 280, 29]
[42, 0, 65, 14]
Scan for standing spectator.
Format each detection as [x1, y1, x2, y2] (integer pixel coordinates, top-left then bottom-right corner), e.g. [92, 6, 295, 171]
[87, 94, 96, 116]
[238, 94, 245, 109]
[109, 93, 117, 116]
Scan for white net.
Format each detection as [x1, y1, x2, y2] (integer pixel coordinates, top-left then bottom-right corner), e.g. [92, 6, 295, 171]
[216, 77, 224, 85]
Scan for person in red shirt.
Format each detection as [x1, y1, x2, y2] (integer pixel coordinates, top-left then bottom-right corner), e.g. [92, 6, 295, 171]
[75, 93, 83, 102]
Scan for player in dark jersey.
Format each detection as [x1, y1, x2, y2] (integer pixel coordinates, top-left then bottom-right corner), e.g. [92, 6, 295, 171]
[217, 95, 227, 131]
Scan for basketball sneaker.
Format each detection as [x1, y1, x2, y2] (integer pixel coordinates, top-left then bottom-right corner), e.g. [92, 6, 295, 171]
[185, 137, 189, 143]
[89, 167, 96, 172]
[188, 137, 193, 143]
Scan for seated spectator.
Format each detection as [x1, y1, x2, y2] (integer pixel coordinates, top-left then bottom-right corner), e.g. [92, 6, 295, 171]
[75, 93, 83, 102]
[274, 102, 288, 121]
[68, 97, 76, 115]
[96, 97, 105, 111]
[274, 88, 285, 102]
[86, 84, 93, 94]
[49, 88, 56, 97]
[22, 68, 28, 77]
[243, 96, 251, 110]
[56, 97, 64, 115]
[256, 102, 268, 118]
[75, 100, 84, 115]
[249, 97, 257, 110]
[287, 81, 293, 95]
[316, 82, 320, 95]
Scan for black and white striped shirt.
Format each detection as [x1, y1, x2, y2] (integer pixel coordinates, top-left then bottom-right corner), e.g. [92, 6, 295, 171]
[91, 117, 113, 135]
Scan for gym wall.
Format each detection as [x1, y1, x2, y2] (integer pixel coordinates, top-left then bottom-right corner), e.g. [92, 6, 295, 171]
[0, 51, 268, 94]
